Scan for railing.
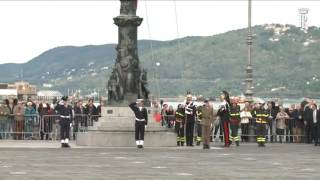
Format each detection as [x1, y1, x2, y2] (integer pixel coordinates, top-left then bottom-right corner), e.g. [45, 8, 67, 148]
[0, 114, 101, 140]
[160, 115, 307, 143]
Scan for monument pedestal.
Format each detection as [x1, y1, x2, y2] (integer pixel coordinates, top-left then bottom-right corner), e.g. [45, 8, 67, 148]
[76, 107, 176, 147]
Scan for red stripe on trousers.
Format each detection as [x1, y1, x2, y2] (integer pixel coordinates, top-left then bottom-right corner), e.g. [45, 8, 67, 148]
[223, 121, 229, 146]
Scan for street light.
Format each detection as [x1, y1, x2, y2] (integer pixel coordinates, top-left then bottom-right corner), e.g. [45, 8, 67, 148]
[155, 62, 161, 100]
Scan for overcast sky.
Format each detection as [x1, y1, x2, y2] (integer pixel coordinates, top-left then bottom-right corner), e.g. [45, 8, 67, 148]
[0, 0, 319, 64]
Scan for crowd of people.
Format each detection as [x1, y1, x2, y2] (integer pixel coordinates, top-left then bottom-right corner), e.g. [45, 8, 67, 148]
[0, 96, 102, 141]
[160, 92, 320, 149]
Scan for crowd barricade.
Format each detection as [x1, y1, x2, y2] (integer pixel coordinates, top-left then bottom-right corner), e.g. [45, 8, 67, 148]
[163, 115, 306, 144]
[0, 114, 101, 141]
[0, 114, 40, 140]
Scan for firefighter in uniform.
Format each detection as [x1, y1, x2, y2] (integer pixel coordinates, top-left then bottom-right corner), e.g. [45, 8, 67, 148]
[55, 96, 73, 148]
[254, 102, 269, 147]
[217, 91, 231, 147]
[185, 94, 197, 147]
[229, 97, 241, 146]
[195, 106, 203, 146]
[129, 99, 148, 149]
[175, 104, 185, 146]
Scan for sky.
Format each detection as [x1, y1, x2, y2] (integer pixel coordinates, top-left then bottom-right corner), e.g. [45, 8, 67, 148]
[0, 0, 320, 64]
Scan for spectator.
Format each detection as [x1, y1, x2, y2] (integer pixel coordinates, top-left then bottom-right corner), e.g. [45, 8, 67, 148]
[0, 100, 10, 139]
[310, 103, 320, 146]
[24, 101, 37, 139]
[85, 99, 98, 126]
[240, 102, 252, 142]
[5, 98, 17, 139]
[166, 105, 175, 128]
[285, 105, 295, 143]
[26, 96, 37, 111]
[291, 104, 304, 143]
[276, 106, 290, 143]
[74, 100, 85, 138]
[303, 101, 314, 144]
[13, 101, 25, 140]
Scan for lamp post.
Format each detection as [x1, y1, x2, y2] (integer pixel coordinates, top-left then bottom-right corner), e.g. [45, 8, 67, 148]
[245, 0, 254, 102]
[155, 62, 161, 100]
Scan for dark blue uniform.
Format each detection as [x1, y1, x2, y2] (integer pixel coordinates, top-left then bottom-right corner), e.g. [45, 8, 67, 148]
[55, 102, 73, 147]
[129, 102, 148, 148]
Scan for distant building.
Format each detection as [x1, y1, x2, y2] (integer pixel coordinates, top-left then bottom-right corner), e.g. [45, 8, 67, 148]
[0, 89, 18, 100]
[37, 90, 63, 101]
[0, 82, 37, 100]
[42, 83, 53, 88]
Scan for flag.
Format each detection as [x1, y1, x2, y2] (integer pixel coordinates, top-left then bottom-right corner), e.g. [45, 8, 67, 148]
[153, 113, 162, 123]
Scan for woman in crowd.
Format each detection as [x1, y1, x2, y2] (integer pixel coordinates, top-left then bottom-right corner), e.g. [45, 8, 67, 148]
[240, 102, 252, 142]
[276, 106, 290, 143]
[24, 101, 37, 139]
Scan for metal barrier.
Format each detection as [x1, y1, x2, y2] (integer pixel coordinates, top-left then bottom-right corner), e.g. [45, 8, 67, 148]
[160, 114, 307, 144]
[0, 114, 101, 141]
[0, 113, 308, 143]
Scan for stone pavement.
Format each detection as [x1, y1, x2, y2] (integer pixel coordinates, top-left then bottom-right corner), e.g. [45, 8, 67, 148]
[0, 141, 319, 180]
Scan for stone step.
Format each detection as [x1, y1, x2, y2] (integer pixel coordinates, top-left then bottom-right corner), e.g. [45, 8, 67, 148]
[76, 131, 177, 147]
[95, 126, 168, 132]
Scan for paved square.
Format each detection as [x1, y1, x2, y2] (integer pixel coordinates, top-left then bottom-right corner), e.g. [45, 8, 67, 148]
[0, 141, 319, 180]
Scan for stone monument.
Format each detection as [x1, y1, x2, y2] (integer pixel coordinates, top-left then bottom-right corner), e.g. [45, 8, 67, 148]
[107, 0, 149, 106]
[76, 0, 176, 147]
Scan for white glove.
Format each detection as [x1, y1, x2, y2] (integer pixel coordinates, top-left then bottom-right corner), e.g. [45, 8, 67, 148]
[145, 125, 147, 129]
[70, 123, 73, 127]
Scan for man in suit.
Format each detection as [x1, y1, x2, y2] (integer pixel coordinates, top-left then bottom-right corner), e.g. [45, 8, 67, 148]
[310, 103, 320, 146]
[129, 99, 148, 149]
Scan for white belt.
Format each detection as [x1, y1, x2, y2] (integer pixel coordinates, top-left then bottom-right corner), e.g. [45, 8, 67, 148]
[136, 118, 145, 122]
[60, 115, 70, 118]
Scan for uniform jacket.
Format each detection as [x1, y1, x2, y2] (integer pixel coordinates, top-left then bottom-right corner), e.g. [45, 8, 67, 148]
[175, 107, 185, 125]
[55, 104, 73, 124]
[129, 102, 148, 125]
[229, 104, 241, 124]
[184, 101, 196, 123]
[198, 104, 216, 126]
[217, 101, 230, 123]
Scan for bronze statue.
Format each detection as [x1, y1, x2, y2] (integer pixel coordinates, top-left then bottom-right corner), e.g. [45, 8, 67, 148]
[107, 0, 149, 106]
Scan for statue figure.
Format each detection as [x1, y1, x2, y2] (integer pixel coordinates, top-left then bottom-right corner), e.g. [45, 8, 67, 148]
[107, 70, 119, 102]
[107, 0, 149, 105]
[138, 68, 149, 100]
[120, 0, 135, 16]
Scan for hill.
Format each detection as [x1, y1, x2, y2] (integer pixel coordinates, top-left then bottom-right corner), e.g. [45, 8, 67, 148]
[0, 24, 319, 98]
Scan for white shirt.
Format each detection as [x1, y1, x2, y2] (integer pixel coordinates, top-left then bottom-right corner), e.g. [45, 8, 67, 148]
[240, 111, 252, 124]
[313, 109, 317, 123]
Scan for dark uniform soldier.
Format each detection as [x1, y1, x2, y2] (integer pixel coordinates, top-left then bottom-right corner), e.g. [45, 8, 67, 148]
[195, 106, 203, 146]
[217, 91, 231, 147]
[229, 97, 241, 146]
[55, 96, 73, 148]
[129, 99, 148, 149]
[184, 94, 197, 147]
[175, 104, 185, 146]
[253, 102, 269, 147]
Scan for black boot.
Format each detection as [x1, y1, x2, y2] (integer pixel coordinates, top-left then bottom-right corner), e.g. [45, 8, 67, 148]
[177, 141, 180, 146]
[180, 142, 184, 146]
[203, 144, 209, 149]
[236, 141, 240, 146]
[65, 143, 71, 148]
[196, 141, 201, 146]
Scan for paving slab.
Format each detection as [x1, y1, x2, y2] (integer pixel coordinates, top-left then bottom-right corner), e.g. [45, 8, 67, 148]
[0, 141, 319, 180]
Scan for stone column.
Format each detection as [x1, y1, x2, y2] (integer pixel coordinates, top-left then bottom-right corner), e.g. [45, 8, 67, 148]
[108, 0, 149, 105]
